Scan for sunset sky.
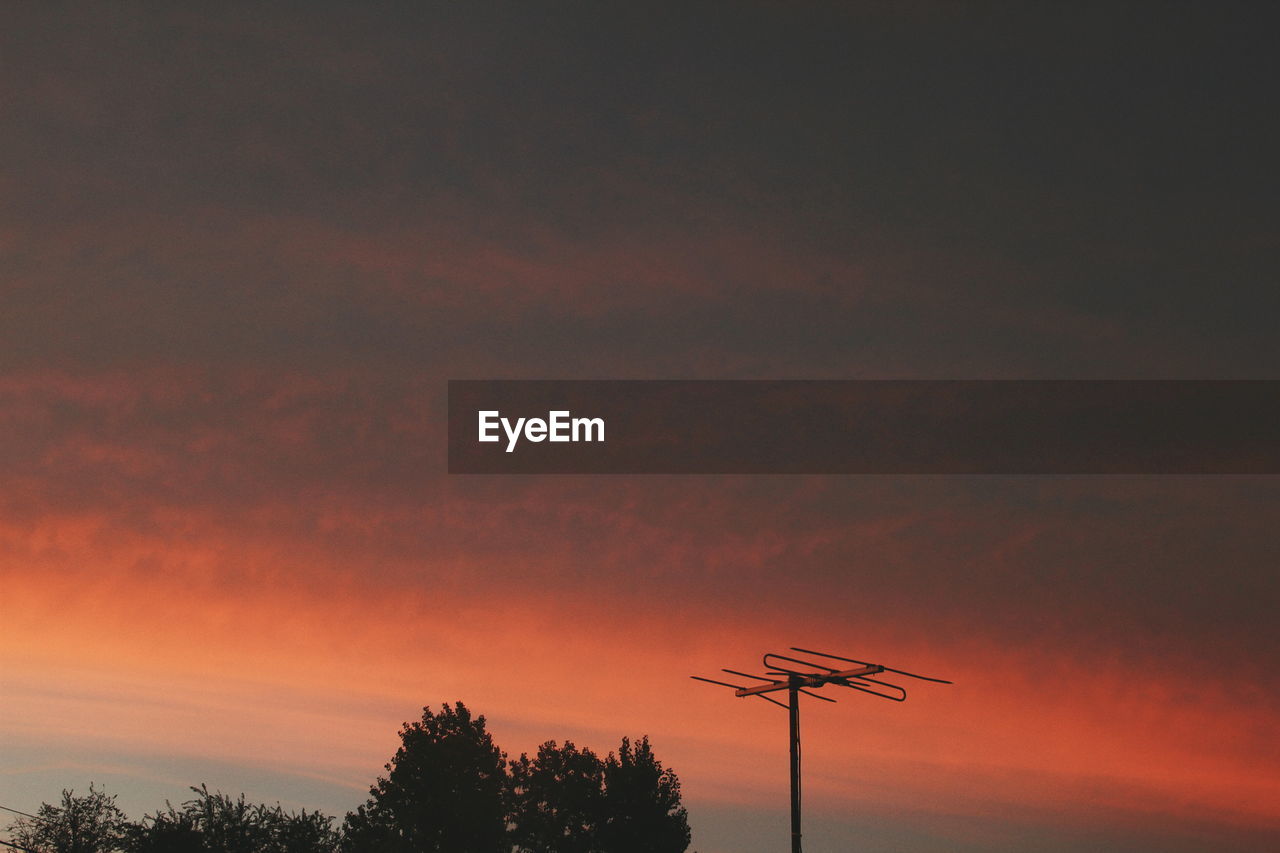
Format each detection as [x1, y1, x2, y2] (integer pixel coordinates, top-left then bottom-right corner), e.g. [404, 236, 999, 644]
[2, 3, 1279, 851]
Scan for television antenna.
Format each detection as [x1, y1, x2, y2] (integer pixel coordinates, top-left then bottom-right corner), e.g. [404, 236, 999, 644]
[693, 647, 951, 853]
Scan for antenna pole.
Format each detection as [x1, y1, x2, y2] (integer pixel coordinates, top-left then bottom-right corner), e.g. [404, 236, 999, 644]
[692, 648, 950, 853]
[789, 675, 802, 853]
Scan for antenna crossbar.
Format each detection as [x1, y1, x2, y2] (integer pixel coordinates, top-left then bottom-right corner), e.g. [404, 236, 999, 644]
[734, 664, 882, 696]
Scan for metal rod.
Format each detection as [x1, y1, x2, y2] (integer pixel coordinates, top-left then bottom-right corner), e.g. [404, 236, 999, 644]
[789, 676, 802, 853]
[736, 665, 880, 696]
[791, 647, 953, 684]
[733, 669, 837, 702]
[692, 675, 790, 708]
[690, 676, 744, 690]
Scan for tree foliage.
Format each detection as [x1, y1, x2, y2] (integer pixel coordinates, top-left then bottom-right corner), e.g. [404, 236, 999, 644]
[6, 703, 691, 853]
[128, 785, 339, 853]
[599, 737, 691, 853]
[7, 785, 128, 853]
[3, 785, 338, 853]
[507, 736, 690, 853]
[508, 741, 605, 853]
[122, 803, 202, 853]
[342, 702, 508, 853]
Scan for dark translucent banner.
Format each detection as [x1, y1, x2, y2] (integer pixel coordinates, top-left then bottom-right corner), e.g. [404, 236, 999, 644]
[447, 380, 1279, 474]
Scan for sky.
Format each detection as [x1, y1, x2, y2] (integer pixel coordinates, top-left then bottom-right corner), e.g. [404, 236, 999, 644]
[2, 2, 1279, 851]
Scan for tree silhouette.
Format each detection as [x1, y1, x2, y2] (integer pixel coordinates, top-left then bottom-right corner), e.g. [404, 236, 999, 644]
[183, 786, 262, 853]
[6, 705, 692, 853]
[508, 740, 606, 853]
[7, 785, 127, 853]
[125, 785, 339, 853]
[262, 805, 341, 853]
[599, 737, 690, 853]
[342, 702, 508, 853]
[507, 736, 690, 853]
[123, 803, 202, 853]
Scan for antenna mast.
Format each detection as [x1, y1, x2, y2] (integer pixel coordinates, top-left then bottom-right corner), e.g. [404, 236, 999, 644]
[693, 647, 951, 853]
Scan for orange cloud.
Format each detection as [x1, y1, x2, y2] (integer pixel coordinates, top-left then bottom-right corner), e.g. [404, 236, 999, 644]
[3, 369, 1278, 849]
[4, 535, 1277, 845]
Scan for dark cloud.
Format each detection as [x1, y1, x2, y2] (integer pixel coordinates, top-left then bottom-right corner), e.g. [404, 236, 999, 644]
[3, 2, 1277, 374]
